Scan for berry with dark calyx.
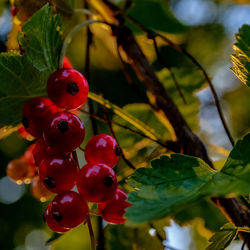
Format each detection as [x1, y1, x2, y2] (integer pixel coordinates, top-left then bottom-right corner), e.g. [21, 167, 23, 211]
[77, 163, 117, 203]
[47, 68, 89, 110]
[31, 176, 53, 202]
[32, 139, 60, 166]
[98, 188, 131, 224]
[7, 157, 36, 184]
[50, 191, 88, 228]
[44, 203, 70, 233]
[39, 155, 79, 193]
[24, 144, 36, 166]
[63, 57, 73, 69]
[22, 97, 60, 138]
[43, 111, 85, 153]
[85, 134, 120, 168]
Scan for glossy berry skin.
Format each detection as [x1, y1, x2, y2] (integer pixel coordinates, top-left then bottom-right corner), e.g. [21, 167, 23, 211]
[85, 134, 120, 168]
[44, 203, 70, 233]
[7, 157, 36, 184]
[43, 112, 85, 154]
[22, 97, 59, 138]
[98, 188, 131, 224]
[47, 69, 89, 110]
[63, 57, 73, 69]
[50, 191, 88, 228]
[31, 176, 53, 202]
[77, 163, 117, 203]
[32, 139, 59, 166]
[24, 144, 36, 166]
[39, 155, 79, 193]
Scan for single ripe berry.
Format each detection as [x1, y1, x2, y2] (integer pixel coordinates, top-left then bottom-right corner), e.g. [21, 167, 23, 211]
[44, 203, 70, 233]
[43, 111, 85, 153]
[24, 144, 36, 166]
[31, 176, 53, 202]
[11, 6, 19, 17]
[6, 157, 36, 184]
[22, 97, 59, 138]
[47, 69, 89, 110]
[39, 155, 79, 193]
[98, 188, 131, 224]
[32, 139, 59, 166]
[18, 125, 34, 141]
[63, 57, 73, 69]
[85, 134, 120, 168]
[77, 163, 117, 203]
[50, 191, 88, 228]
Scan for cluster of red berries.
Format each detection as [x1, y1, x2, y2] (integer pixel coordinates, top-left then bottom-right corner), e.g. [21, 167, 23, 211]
[6, 58, 131, 233]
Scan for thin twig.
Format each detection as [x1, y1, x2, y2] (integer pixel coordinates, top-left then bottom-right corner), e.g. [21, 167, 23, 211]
[78, 108, 171, 149]
[127, 15, 235, 147]
[152, 36, 187, 104]
[101, 104, 136, 170]
[87, 213, 96, 250]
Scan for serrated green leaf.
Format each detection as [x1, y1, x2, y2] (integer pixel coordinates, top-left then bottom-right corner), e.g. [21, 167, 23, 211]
[19, 4, 62, 72]
[126, 134, 250, 224]
[206, 223, 238, 250]
[231, 25, 250, 87]
[0, 52, 50, 127]
[127, 0, 186, 34]
[0, 5, 62, 128]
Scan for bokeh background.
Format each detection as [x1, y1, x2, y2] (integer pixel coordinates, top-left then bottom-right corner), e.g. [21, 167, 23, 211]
[0, 0, 250, 249]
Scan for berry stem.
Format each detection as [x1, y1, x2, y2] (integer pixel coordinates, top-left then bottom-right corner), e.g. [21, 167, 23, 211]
[86, 213, 96, 250]
[59, 20, 106, 69]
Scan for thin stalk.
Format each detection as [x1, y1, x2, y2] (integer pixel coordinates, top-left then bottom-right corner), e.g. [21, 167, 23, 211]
[87, 213, 96, 250]
[59, 20, 105, 68]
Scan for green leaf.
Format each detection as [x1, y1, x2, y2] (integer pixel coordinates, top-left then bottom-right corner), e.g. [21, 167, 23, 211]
[0, 5, 62, 128]
[157, 61, 206, 131]
[206, 223, 238, 250]
[127, 0, 186, 34]
[126, 133, 250, 224]
[231, 25, 250, 87]
[19, 4, 63, 72]
[0, 52, 50, 127]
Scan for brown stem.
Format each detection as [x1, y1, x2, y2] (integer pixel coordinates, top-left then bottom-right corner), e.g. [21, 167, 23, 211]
[127, 15, 235, 147]
[87, 213, 96, 250]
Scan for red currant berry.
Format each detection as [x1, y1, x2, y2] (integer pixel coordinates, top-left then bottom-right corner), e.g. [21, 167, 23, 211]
[24, 144, 35, 166]
[31, 176, 53, 202]
[98, 188, 131, 224]
[43, 111, 85, 153]
[50, 191, 88, 228]
[63, 57, 73, 69]
[7, 157, 36, 184]
[39, 155, 79, 193]
[32, 139, 60, 166]
[11, 6, 19, 17]
[85, 134, 120, 168]
[47, 69, 88, 110]
[22, 97, 59, 138]
[44, 203, 70, 233]
[77, 163, 117, 203]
